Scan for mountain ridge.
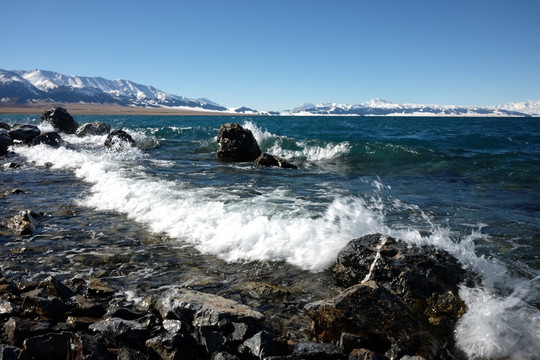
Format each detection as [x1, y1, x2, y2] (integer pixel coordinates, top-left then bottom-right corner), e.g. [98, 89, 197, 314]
[1, 69, 539, 116]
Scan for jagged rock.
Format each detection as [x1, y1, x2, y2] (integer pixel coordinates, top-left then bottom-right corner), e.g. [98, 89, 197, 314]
[196, 326, 226, 355]
[0, 129, 12, 155]
[217, 123, 261, 162]
[305, 281, 447, 360]
[4, 316, 53, 347]
[348, 348, 389, 360]
[104, 129, 136, 148]
[69, 294, 107, 317]
[332, 234, 475, 337]
[31, 131, 63, 147]
[8, 124, 40, 144]
[212, 352, 240, 360]
[0, 300, 19, 318]
[40, 107, 79, 134]
[76, 121, 111, 137]
[20, 294, 67, 320]
[7, 210, 42, 235]
[0, 121, 11, 130]
[292, 342, 346, 360]
[105, 307, 145, 320]
[238, 330, 288, 359]
[156, 287, 264, 327]
[87, 277, 115, 298]
[21, 331, 75, 359]
[145, 333, 198, 360]
[89, 317, 149, 350]
[162, 319, 191, 335]
[254, 153, 298, 169]
[37, 275, 75, 301]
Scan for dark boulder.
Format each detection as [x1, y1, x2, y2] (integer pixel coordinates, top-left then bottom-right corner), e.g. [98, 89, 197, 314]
[76, 121, 111, 137]
[31, 131, 63, 147]
[37, 275, 75, 301]
[4, 316, 53, 347]
[21, 331, 75, 359]
[306, 281, 446, 359]
[104, 129, 136, 148]
[254, 153, 298, 169]
[146, 333, 198, 360]
[0, 129, 12, 155]
[8, 124, 40, 144]
[292, 342, 346, 360]
[89, 317, 149, 350]
[238, 330, 288, 359]
[0, 121, 11, 130]
[0, 345, 21, 360]
[40, 106, 79, 134]
[217, 123, 261, 162]
[332, 234, 476, 337]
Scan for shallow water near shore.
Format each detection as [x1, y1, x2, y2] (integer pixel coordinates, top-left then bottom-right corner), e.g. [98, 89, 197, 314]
[1, 114, 539, 359]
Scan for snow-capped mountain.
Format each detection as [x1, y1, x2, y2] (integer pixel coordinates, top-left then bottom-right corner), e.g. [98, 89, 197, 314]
[284, 99, 539, 117]
[0, 69, 228, 111]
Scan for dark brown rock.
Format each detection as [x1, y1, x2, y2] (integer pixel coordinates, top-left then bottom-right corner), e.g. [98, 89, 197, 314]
[4, 316, 53, 347]
[21, 331, 74, 359]
[40, 107, 79, 134]
[0, 121, 10, 130]
[292, 342, 346, 360]
[217, 123, 261, 162]
[37, 275, 75, 301]
[89, 317, 149, 350]
[146, 333, 198, 360]
[254, 153, 298, 169]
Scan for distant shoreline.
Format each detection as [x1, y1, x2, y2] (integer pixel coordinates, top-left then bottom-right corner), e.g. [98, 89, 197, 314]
[0, 102, 235, 116]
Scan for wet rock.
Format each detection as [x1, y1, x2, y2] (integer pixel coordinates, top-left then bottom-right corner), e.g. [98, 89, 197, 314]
[21, 331, 74, 359]
[37, 275, 75, 301]
[238, 330, 288, 359]
[0, 129, 12, 155]
[217, 123, 261, 162]
[31, 131, 63, 147]
[0, 300, 19, 318]
[196, 326, 226, 355]
[146, 333, 198, 360]
[212, 352, 240, 360]
[162, 319, 191, 335]
[0, 345, 21, 360]
[7, 210, 42, 235]
[87, 277, 115, 298]
[332, 234, 474, 337]
[66, 316, 102, 331]
[156, 287, 264, 327]
[2, 162, 21, 170]
[104, 129, 136, 148]
[89, 317, 149, 350]
[4, 316, 53, 347]
[340, 333, 366, 354]
[348, 348, 389, 360]
[105, 307, 145, 321]
[0, 121, 11, 130]
[8, 124, 40, 144]
[40, 106, 79, 134]
[69, 294, 107, 317]
[20, 294, 67, 320]
[306, 281, 445, 359]
[70, 331, 113, 360]
[76, 121, 111, 137]
[255, 153, 298, 169]
[292, 342, 346, 360]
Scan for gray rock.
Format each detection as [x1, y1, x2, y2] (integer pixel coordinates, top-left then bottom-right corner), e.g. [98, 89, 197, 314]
[239, 330, 288, 359]
[89, 317, 149, 350]
[292, 342, 346, 359]
[40, 107, 79, 134]
[76, 121, 111, 137]
[8, 124, 40, 144]
[217, 123, 261, 162]
[349, 348, 389, 360]
[146, 333, 198, 360]
[156, 287, 264, 327]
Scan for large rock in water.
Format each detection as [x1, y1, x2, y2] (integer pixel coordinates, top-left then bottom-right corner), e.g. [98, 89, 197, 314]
[0, 129, 12, 155]
[104, 130, 136, 148]
[217, 123, 261, 162]
[76, 121, 111, 137]
[8, 124, 41, 144]
[254, 153, 298, 169]
[40, 107, 79, 134]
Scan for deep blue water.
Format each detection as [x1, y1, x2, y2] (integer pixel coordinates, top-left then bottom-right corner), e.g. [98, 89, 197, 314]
[1, 114, 539, 358]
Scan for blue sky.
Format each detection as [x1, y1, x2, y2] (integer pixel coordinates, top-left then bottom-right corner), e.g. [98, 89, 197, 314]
[2, 0, 539, 111]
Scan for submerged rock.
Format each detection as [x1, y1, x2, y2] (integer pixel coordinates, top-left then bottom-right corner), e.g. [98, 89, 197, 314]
[254, 153, 298, 169]
[76, 121, 111, 137]
[8, 124, 40, 144]
[7, 210, 42, 235]
[104, 129, 136, 148]
[217, 123, 261, 162]
[40, 107, 79, 134]
[0, 129, 12, 155]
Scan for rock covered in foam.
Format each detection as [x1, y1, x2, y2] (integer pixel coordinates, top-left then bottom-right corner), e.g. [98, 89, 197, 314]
[104, 129, 136, 148]
[39, 107, 79, 134]
[254, 153, 298, 169]
[8, 124, 40, 144]
[0, 129, 12, 155]
[76, 121, 111, 137]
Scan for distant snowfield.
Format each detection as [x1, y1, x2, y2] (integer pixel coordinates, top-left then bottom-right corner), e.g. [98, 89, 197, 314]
[1, 69, 539, 116]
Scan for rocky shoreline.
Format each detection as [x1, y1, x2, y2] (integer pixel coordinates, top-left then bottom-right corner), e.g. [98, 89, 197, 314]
[1, 108, 479, 359]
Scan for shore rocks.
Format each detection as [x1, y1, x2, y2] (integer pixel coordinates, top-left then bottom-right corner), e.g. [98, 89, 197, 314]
[6, 210, 42, 235]
[217, 123, 261, 162]
[8, 124, 40, 144]
[104, 129, 136, 148]
[31, 131, 63, 147]
[76, 121, 111, 137]
[255, 153, 298, 169]
[40, 106, 79, 134]
[0, 129, 12, 155]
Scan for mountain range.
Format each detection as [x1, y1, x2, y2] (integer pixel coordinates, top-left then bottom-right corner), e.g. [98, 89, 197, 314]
[1, 69, 539, 116]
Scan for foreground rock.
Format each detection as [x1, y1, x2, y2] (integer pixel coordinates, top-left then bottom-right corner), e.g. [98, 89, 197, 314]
[217, 123, 261, 162]
[40, 106, 79, 134]
[31, 131, 63, 147]
[0, 129, 12, 155]
[104, 129, 136, 148]
[7, 210, 42, 235]
[76, 121, 111, 137]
